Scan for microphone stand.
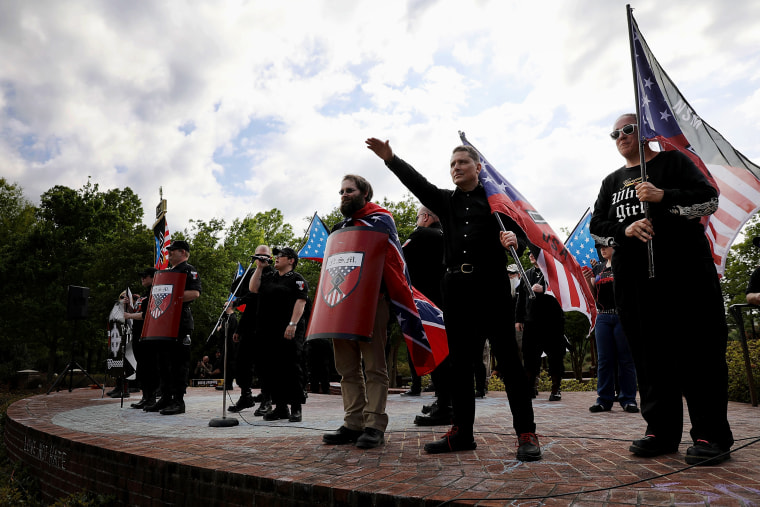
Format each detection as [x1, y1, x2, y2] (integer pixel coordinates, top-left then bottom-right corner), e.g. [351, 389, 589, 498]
[209, 257, 255, 428]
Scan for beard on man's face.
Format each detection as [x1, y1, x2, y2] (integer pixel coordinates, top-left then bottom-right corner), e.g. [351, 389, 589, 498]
[340, 194, 366, 217]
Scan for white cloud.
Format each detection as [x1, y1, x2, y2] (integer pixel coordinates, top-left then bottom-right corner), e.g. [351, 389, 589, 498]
[1, 0, 758, 248]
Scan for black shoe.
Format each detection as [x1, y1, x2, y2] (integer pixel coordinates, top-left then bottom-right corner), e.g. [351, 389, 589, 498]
[107, 390, 129, 398]
[130, 397, 154, 409]
[253, 393, 264, 402]
[548, 391, 561, 401]
[288, 406, 302, 422]
[401, 389, 421, 397]
[144, 397, 171, 412]
[629, 435, 679, 457]
[589, 403, 611, 413]
[516, 432, 542, 461]
[421, 400, 438, 414]
[228, 396, 255, 413]
[622, 403, 639, 413]
[323, 426, 364, 445]
[685, 440, 731, 466]
[531, 388, 538, 399]
[424, 426, 477, 454]
[263, 405, 290, 421]
[254, 400, 271, 416]
[159, 401, 185, 415]
[414, 405, 452, 426]
[356, 427, 385, 449]
[106, 387, 120, 396]
[475, 389, 485, 398]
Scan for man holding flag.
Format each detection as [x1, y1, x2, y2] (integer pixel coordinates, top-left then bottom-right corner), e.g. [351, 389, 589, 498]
[367, 138, 541, 461]
[590, 113, 733, 465]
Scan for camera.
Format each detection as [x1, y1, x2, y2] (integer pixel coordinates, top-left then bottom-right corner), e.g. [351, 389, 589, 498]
[253, 254, 272, 263]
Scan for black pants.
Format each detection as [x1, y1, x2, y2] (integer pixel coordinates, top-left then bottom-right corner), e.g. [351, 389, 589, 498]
[442, 270, 535, 437]
[615, 258, 733, 448]
[153, 333, 191, 400]
[234, 333, 255, 392]
[522, 318, 566, 381]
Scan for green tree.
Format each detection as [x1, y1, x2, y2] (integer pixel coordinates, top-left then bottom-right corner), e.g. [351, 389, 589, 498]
[0, 181, 149, 382]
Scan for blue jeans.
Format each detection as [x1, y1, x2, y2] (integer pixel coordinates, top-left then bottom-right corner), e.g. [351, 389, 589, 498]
[595, 313, 637, 407]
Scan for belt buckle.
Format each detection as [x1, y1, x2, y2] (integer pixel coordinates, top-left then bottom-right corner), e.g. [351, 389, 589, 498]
[460, 263, 474, 274]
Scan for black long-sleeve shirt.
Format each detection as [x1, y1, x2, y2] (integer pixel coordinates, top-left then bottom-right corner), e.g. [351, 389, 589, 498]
[386, 155, 525, 271]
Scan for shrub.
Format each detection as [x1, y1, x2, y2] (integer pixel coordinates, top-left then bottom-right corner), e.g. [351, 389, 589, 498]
[726, 339, 760, 403]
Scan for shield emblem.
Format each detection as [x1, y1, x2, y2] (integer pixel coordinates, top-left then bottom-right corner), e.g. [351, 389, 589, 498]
[150, 284, 174, 319]
[322, 252, 364, 307]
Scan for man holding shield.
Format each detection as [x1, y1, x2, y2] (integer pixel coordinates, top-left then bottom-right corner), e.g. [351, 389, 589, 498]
[321, 174, 392, 450]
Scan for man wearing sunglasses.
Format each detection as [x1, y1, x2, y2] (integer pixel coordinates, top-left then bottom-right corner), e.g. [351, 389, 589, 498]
[590, 113, 733, 466]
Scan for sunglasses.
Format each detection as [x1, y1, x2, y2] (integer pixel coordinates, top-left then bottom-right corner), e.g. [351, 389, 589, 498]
[610, 123, 636, 140]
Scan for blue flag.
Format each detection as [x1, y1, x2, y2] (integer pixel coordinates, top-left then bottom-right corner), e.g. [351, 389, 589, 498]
[565, 208, 598, 269]
[298, 212, 330, 261]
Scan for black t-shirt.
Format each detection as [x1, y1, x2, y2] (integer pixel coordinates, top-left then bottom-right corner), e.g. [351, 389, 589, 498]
[746, 267, 760, 295]
[256, 270, 309, 338]
[168, 261, 202, 330]
[402, 224, 445, 307]
[592, 262, 615, 312]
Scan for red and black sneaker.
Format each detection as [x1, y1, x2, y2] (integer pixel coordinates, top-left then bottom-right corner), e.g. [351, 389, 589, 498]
[516, 432, 542, 461]
[424, 426, 477, 454]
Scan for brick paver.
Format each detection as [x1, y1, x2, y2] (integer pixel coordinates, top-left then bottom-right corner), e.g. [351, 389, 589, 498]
[5, 387, 760, 506]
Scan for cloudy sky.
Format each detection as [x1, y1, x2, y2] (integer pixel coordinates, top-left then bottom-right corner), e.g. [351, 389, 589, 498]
[2, 0, 759, 244]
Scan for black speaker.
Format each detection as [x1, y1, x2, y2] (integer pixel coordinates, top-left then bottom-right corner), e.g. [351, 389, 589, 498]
[66, 285, 90, 320]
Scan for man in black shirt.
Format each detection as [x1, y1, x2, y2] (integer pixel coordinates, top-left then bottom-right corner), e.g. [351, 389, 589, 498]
[366, 137, 541, 461]
[143, 240, 202, 416]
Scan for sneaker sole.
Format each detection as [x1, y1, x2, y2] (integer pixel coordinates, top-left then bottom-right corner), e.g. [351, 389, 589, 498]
[424, 442, 477, 454]
[516, 452, 542, 462]
[629, 445, 678, 457]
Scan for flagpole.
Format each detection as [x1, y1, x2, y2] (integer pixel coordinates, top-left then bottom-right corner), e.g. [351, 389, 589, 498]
[564, 207, 590, 243]
[627, 4, 655, 278]
[493, 212, 535, 299]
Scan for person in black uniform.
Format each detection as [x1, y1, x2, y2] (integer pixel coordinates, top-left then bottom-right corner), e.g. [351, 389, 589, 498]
[144, 240, 202, 416]
[402, 205, 453, 426]
[746, 242, 760, 306]
[366, 137, 541, 461]
[590, 113, 733, 465]
[516, 251, 566, 401]
[250, 246, 309, 422]
[229, 245, 273, 413]
[214, 302, 238, 391]
[124, 267, 158, 409]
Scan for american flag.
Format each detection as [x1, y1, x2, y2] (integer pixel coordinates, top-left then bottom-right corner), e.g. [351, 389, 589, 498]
[565, 208, 599, 269]
[460, 132, 597, 330]
[297, 212, 330, 261]
[630, 11, 760, 276]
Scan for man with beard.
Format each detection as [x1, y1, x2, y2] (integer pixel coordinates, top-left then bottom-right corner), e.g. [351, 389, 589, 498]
[321, 174, 393, 449]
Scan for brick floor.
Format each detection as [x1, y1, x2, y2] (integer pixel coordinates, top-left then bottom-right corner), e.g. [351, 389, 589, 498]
[5, 387, 760, 506]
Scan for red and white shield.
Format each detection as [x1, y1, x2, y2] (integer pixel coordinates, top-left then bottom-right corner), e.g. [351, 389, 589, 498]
[322, 252, 364, 308]
[150, 284, 175, 319]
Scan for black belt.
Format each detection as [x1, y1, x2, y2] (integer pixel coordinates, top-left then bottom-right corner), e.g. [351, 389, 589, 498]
[447, 263, 476, 274]
[598, 309, 617, 315]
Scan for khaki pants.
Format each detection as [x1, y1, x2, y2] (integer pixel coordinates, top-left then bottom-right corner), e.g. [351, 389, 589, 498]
[332, 298, 389, 432]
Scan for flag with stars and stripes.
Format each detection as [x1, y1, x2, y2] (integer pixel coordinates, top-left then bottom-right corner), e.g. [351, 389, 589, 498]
[460, 131, 596, 331]
[332, 202, 448, 375]
[565, 208, 599, 269]
[297, 212, 330, 262]
[630, 11, 760, 276]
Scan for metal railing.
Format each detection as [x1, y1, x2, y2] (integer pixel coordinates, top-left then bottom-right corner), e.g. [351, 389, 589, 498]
[728, 304, 759, 407]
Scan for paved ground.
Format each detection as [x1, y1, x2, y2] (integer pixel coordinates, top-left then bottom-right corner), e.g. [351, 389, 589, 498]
[7, 386, 760, 506]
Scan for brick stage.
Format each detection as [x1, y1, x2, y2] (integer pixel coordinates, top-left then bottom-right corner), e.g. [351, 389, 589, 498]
[5, 388, 760, 506]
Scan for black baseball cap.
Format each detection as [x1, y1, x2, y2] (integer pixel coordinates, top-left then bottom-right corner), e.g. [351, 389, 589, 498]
[139, 267, 158, 278]
[167, 240, 190, 252]
[273, 247, 298, 267]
